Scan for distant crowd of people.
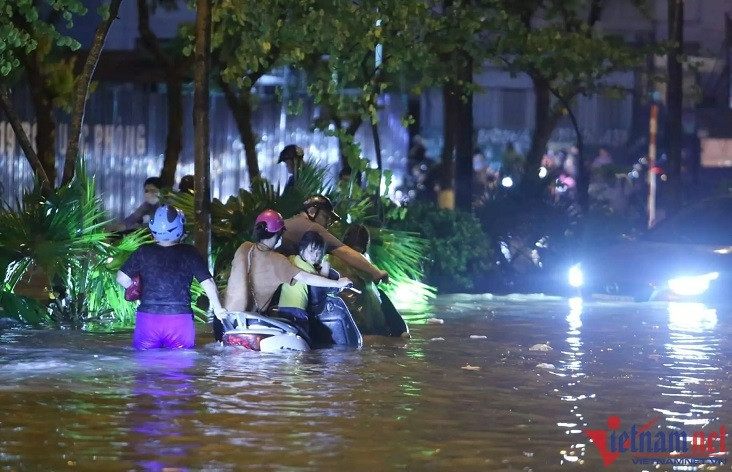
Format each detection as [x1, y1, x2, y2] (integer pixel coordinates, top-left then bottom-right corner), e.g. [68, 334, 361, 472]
[399, 135, 630, 209]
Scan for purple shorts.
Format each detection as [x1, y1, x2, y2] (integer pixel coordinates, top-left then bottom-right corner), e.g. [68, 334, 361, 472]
[133, 311, 195, 350]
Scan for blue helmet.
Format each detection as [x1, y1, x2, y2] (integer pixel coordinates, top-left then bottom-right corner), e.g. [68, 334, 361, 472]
[149, 205, 186, 242]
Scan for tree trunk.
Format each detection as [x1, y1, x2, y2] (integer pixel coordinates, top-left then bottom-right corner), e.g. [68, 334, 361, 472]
[62, 0, 123, 185]
[666, 0, 684, 210]
[220, 80, 260, 183]
[552, 90, 587, 211]
[371, 120, 383, 172]
[193, 0, 212, 260]
[440, 81, 458, 192]
[407, 93, 421, 149]
[455, 54, 473, 213]
[0, 85, 51, 192]
[33, 92, 56, 187]
[341, 116, 363, 172]
[525, 76, 562, 199]
[24, 59, 57, 186]
[138, 0, 186, 188]
[160, 76, 184, 188]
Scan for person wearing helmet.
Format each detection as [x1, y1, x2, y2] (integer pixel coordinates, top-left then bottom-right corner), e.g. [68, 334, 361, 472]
[221, 209, 353, 341]
[116, 204, 227, 350]
[280, 195, 390, 284]
[278, 144, 304, 190]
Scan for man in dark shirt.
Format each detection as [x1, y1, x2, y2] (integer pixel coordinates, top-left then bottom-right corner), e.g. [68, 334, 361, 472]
[280, 195, 389, 284]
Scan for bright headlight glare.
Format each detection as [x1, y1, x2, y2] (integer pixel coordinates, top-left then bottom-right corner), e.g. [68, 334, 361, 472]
[667, 272, 719, 296]
[568, 264, 583, 288]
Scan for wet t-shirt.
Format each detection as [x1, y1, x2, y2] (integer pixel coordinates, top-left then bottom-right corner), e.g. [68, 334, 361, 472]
[279, 255, 316, 310]
[120, 243, 213, 314]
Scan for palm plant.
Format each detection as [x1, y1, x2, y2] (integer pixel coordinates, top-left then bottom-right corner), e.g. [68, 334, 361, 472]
[167, 157, 435, 308]
[329, 158, 436, 306]
[0, 168, 143, 327]
[167, 163, 332, 276]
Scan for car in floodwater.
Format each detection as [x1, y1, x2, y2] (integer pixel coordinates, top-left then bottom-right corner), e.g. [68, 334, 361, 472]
[568, 195, 732, 303]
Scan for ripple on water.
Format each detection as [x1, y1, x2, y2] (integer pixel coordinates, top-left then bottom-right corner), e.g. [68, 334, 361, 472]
[0, 298, 731, 470]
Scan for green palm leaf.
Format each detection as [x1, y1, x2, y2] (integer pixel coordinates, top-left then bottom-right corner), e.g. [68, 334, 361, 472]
[0, 165, 149, 327]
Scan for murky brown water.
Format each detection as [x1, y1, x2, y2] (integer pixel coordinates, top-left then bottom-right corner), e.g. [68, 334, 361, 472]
[1, 295, 731, 471]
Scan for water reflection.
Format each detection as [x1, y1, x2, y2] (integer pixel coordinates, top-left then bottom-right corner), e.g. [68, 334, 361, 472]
[659, 303, 722, 431]
[127, 351, 199, 471]
[558, 297, 590, 466]
[2, 297, 732, 470]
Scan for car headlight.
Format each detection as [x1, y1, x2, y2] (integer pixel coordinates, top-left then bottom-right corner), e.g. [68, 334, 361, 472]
[667, 272, 719, 297]
[568, 264, 583, 288]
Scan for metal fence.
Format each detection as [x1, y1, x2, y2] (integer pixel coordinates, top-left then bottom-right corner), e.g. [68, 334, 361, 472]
[0, 84, 409, 219]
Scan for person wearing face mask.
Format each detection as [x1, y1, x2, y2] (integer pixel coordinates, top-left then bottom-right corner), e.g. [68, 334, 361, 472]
[112, 177, 164, 232]
[217, 209, 352, 342]
[280, 195, 390, 285]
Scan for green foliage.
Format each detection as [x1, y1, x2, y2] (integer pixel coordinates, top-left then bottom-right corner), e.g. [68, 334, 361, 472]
[169, 156, 434, 305]
[326, 156, 435, 303]
[210, 0, 323, 87]
[478, 0, 665, 180]
[0, 0, 86, 78]
[303, 0, 436, 132]
[393, 203, 492, 291]
[0, 169, 143, 327]
[491, 2, 647, 98]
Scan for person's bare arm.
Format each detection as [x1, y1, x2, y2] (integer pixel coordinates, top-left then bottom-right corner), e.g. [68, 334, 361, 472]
[201, 278, 227, 320]
[331, 245, 389, 283]
[294, 271, 352, 289]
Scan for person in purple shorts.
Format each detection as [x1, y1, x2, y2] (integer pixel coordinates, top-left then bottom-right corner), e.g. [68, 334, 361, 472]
[116, 205, 227, 350]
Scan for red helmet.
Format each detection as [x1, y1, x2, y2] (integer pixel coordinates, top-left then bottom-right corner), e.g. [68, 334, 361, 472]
[255, 209, 285, 233]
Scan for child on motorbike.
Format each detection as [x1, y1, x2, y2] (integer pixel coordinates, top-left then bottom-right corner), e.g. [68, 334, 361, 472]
[280, 195, 389, 284]
[277, 231, 340, 337]
[116, 204, 228, 350]
[220, 210, 352, 341]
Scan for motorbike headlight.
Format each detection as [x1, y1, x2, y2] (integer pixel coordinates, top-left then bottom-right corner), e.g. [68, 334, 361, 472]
[568, 264, 583, 288]
[667, 272, 719, 297]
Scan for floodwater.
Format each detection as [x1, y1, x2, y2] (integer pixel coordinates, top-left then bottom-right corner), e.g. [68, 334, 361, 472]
[1, 295, 731, 472]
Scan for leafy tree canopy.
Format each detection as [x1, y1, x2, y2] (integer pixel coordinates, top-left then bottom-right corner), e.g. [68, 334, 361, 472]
[489, 0, 650, 98]
[0, 0, 87, 78]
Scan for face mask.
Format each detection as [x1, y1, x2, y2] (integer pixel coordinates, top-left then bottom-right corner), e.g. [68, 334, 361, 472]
[144, 187, 160, 205]
[274, 237, 282, 249]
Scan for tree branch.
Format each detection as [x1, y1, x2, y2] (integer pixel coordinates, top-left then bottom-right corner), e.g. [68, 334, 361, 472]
[0, 85, 51, 192]
[136, 0, 174, 70]
[587, 0, 603, 27]
[62, 0, 123, 185]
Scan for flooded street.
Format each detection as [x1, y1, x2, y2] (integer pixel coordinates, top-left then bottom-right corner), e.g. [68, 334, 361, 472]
[1, 295, 731, 471]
